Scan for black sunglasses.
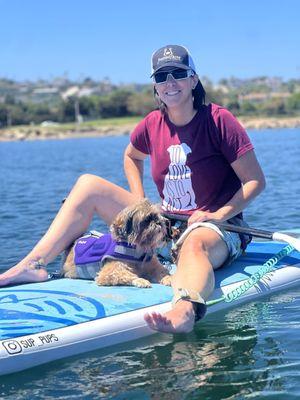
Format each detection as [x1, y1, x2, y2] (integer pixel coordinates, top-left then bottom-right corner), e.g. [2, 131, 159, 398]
[153, 69, 194, 84]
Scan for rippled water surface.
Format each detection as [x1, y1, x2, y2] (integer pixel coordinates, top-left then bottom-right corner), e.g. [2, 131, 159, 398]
[0, 129, 300, 399]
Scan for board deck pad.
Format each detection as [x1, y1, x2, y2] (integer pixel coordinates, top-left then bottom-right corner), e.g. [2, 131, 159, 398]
[1, 242, 300, 340]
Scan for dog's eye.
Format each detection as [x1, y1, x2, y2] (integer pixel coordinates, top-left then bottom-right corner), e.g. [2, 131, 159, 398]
[143, 216, 153, 226]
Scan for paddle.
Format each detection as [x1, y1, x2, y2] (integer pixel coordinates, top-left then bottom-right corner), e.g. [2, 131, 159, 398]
[214, 222, 300, 252]
[164, 213, 300, 252]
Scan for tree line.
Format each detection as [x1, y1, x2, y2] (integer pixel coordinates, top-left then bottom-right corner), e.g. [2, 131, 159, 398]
[1, 83, 300, 128]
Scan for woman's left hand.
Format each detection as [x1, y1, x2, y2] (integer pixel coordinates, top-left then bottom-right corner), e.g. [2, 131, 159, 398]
[187, 210, 224, 226]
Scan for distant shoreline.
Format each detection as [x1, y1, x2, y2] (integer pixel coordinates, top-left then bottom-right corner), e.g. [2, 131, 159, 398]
[239, 116, 300, 130]
[0, 116, 300, 142]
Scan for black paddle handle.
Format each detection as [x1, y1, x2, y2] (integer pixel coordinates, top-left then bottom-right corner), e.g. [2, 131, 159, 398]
[163, 213, 274, 240]
[214, 223, 273, 240]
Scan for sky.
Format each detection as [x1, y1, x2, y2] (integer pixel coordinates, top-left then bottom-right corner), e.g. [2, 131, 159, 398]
[0, 0, 299, 84]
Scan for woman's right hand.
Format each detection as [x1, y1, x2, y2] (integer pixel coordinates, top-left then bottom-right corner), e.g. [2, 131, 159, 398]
[187, 209, 225, 226]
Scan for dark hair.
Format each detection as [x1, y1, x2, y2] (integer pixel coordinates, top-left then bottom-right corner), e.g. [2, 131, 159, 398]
[153, 78, 206, 113]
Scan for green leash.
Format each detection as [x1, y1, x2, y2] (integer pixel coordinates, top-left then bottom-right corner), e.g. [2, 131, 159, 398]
[206, 244, 295, 307]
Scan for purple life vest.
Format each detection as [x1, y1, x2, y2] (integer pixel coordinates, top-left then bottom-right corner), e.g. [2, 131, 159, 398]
[73, 231, 152, 279]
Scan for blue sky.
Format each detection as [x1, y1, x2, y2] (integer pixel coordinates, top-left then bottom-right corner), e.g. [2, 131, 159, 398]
[0, 0, 299, 83]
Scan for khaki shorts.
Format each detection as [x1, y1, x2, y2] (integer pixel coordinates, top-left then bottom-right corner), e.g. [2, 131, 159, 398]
[159, 216, 250, 266]
[197, 221, 243, 265]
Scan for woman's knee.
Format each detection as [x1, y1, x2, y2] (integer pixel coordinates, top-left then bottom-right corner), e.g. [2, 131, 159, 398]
[66, 174, 107, 208]
[181, 228, 229, 268]
[76, 173, 103, 188]
[74, 174, 113, 196]
[181, 230, 209, 256]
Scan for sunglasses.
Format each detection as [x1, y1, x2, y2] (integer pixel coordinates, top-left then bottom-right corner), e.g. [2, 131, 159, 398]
[153, 69, 194, 84]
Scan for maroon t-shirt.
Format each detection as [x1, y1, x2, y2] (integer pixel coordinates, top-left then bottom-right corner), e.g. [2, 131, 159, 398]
[130, 103, 253, 215]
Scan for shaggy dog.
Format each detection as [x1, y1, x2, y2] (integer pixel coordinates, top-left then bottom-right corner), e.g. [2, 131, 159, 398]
[61, 199, 172, 288]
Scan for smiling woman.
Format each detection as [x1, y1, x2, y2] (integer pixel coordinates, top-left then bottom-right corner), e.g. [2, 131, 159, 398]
[153, 66, 201, 125]
[150, 46, 206, 125]
[124, 44, 266, 333]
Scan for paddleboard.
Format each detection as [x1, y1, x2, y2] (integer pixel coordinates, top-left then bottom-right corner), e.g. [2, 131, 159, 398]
[1, 240, 300, 376]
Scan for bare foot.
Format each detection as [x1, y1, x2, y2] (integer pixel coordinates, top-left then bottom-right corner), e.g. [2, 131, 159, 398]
[144, 300, 196, 333]
[0, 260, 48, 287]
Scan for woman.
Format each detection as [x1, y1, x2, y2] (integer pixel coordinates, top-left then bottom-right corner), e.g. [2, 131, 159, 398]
[0, 44, 265, 334]
[124, 44, 265, 332]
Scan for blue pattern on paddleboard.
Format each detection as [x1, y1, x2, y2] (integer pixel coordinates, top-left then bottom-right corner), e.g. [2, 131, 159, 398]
[0, 288, 106, 339]
[0, 282, 173, 339]
[0, 242, 299, 340]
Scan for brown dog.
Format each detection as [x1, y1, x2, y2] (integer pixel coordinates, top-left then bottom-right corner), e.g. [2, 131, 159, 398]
[61, 199, 172, 288]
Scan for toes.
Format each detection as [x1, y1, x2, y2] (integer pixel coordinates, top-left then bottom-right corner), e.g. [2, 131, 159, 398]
[144, 312, 172, 332]
[144, 312, 160, 331]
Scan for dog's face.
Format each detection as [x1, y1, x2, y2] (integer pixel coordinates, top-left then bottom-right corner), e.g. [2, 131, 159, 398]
[110, 199, 168, 251]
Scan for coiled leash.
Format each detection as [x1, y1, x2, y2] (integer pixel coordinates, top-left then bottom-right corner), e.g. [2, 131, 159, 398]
[207, 244, 295, 307]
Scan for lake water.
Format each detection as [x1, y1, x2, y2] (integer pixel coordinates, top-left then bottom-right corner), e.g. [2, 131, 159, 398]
[0, 129, 299, 399]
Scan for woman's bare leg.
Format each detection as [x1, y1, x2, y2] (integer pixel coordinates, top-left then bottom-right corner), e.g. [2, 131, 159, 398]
[144, 227, 229, 333]
[0, 174, 138, 286]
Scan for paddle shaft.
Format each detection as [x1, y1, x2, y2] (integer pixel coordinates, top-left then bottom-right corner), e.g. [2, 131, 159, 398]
[214, 222, 273, 240]
[164, 213, 299, 244]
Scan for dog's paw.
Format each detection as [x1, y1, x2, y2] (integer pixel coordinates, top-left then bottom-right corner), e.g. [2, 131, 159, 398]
[159, 275, 172, 286]
[132, 278, 152, 288]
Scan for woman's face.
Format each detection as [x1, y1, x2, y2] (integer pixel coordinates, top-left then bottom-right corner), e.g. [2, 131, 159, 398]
[154, 68, 198, 110]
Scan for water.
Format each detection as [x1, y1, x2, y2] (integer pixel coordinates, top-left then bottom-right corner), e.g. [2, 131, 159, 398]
[0, 129, 299, 399]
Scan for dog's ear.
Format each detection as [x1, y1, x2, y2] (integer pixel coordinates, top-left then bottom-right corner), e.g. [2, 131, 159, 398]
[113, 214, 135, 241]
[110, 211, 128, 241]
[110, 199, 153, 242]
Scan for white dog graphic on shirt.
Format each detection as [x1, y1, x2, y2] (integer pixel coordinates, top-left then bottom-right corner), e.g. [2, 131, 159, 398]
[162, 143, 197, 212]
